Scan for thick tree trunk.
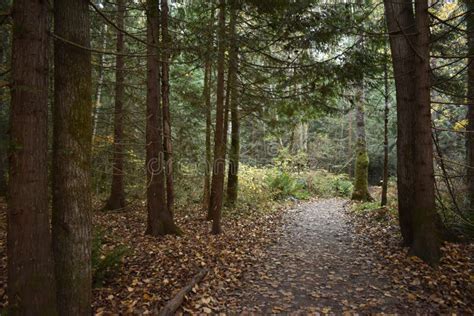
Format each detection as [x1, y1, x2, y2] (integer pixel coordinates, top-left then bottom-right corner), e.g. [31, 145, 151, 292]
[384, 0, 440, 264]
[410, 0, 440, 265]
[105, 0, 126, 211]
[0, 27, 8, 197]
[145, 0, 179, 236]
[226, 4, 240, 205]
[8, 0, 57, 313]
[161, 0, 175, 215]
[384, 0, 417, 246]
[466, 0, 474, 211]
[208, 0, 226, 234]
[52, 0, 93, 314]
[351, 83, 372, 201]
[0, 122, 6, 198]
[381, 43, 390, 207]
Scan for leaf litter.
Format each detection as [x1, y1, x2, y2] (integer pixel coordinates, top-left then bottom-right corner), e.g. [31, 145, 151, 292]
[0, 198, 472, 314]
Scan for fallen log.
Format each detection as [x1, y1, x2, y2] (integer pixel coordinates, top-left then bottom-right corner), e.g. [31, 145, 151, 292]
[157, 268, 209, 316]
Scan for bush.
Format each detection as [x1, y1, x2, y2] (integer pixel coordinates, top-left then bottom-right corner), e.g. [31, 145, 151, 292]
[331, 175, 354, 197]
[307, 170, 353, 198]
[236, 164, 274, 206]
[92, 228, 128, 287]
[354, 201, 380, 213]
[267, 171, 310, 200]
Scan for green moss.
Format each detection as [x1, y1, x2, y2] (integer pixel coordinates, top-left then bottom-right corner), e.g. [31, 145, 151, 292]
[351, 142, 372, 201]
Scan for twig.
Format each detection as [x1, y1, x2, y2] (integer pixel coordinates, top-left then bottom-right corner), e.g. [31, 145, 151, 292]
[157, 269, 209, 316]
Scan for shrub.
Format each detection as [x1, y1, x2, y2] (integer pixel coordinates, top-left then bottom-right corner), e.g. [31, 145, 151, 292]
[237, 164, 274, 205]
[331, 175, 354, 197]
[92, 228, 128, 287]
[267, 171, 310, 200]
[307, 170, 353, 198]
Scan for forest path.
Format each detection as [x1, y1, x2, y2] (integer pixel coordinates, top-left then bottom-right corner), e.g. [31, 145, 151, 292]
[230, 198, 403, 314]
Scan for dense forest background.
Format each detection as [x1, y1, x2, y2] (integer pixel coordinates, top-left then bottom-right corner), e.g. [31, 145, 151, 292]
[0, 0, 473, 314]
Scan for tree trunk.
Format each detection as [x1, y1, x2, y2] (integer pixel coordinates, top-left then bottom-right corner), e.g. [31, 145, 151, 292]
[384, 0, 440, 264]
[203, 60, 212, 213]
[347, 109, 353, 177]
[203, 5, 214, 214]
[208, 0, 226, 234]
[384, 0, 417, 246]
[92, 24, 107, 141]
[226, 4, 240, 205]
[145, 0, 179, 236]
[351, 82, 372, 201]
[0, 26, 8, 197]
[161, 0, 175, 215]
[93, 25, 107, 195]
[291, 121, 308, 155]
[381, 43, 390, 207]
[52, 0, 92, 313]
[105, 0, 126, 211]
[466, 0, 474, 211]
[8, 0, 57, 313]
[410, 0, 440, 265]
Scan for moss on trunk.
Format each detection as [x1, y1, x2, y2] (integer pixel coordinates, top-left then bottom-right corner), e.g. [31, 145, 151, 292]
[352, 145, 372, 201]
[351, 83, 372, 202]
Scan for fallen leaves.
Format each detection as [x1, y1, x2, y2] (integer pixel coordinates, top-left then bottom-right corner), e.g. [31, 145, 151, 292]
[87, 201, 286, 314]
[348, 201, 474, 313]
[0, 197, 472, 314]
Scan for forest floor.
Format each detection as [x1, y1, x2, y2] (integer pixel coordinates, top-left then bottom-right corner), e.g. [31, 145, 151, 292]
[225, 198, 473, 314]
[0, 197, 473, 314]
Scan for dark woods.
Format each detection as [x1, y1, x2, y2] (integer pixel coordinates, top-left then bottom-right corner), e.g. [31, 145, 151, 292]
[0, 0, 473, 313]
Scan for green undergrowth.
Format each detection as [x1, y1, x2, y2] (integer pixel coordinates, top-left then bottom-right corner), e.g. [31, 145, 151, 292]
[217, 166, 355, 221]
[350, 201, 398, 224]
[92, 228, 129, 288]
[172, 163, 355, 219]
[233, 164, 354, 211]
[266, 169, 354, 201]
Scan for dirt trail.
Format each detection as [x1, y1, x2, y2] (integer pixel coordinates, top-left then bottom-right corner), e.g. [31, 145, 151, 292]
[229, 198, 405, 314]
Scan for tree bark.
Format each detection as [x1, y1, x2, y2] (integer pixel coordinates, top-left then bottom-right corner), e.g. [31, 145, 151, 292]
[52, 0, 93, 313]
[93, 24, 107, 195]
[384, 0, 417, 246]
[92, 24, 107, 141]
[161, 0, 175, 215]
[466, 0, 474, 211]
[410, 0, 440, 265]
[226, 3, 240, 205]
[384, 0, 440, 264]
[203, 5, 214, 214]
[208, 0, 226, 234]
[351, 82, 372, 201]
[203, 59, 212, 213]
[347, 110, 353, 177]
[8, 0, 57, 313]
[0, 28, 7, 197]
[381, 43, 390, 207]
[145, 0, 179, 236]
[105, 0, 126, 211]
